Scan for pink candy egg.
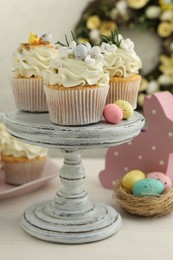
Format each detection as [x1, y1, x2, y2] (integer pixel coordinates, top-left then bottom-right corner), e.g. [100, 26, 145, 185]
[103, 104, 123, 124]
[147, 172, 172, 190]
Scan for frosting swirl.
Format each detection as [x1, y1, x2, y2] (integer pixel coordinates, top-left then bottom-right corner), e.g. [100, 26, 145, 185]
[101, 35, 142, 77]
[0, 124, 47, 159]
[44, 57, 109, 87]
[12, 44, 58, 78]
[102, 48, 142, 77]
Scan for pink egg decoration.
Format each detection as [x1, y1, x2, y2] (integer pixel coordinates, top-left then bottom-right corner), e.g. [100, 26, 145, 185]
[147, 172, 172, 190]
[103, 104, 123, 124]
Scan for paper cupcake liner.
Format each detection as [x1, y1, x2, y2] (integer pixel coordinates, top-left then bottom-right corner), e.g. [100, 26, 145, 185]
[11, 78, 48, 112]
[3, 158, 46, 185]
[106, 77, 141, 109]
[44, 85, 109, 125]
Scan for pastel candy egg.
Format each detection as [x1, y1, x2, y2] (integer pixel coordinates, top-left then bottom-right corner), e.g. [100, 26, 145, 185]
[132, 178, 164, 197]
[122, 170, 145, 192]
[115, 100, 134, 119]
[82, 42, 91, 51]
[103, 104, 123, 124]
[147, 172, 172, 190]
[40, 33, 52, 43]
[74, 44, 88, 59]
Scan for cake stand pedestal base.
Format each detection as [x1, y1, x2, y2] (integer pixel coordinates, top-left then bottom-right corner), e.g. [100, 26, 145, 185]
[21, 149, 122, 244]
[22, 201, 121, 244]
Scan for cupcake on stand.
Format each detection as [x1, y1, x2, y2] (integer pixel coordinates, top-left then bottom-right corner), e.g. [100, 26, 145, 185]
[11, 32, 58, 112]
[44, 37, 109, 125]
[101, 30, 142, 109]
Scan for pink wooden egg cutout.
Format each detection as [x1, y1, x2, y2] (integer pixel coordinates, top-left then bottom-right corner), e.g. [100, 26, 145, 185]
[99, 91, 173, 189]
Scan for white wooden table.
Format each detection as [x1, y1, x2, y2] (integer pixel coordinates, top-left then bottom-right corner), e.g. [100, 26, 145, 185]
[0, 158, 173, 260]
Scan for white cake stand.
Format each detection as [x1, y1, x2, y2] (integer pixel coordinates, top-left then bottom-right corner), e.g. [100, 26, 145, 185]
[1, 110, 144, 244]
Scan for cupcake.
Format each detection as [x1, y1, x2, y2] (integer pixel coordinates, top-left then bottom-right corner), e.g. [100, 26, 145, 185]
[43, 39, 109, 125]
[0, 123, 47, 185]
[11, 32, 58, 112]
[101, 32, 142, 109]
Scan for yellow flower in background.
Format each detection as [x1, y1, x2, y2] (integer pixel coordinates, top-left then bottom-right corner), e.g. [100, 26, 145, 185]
[157, 22, 173, 37]
[86, 15, 101, 30]
[138, 93, 146, 107]
[127, 0, 149, 9]
[139, 77, 149, 92]
[161, 10, 173, 21]
[160, 54, 173, 80]
[159, 0, 173, 11]
[171, 19, 173, 28]
[100, 21, 117, 36]
[77, 38, 89, 44]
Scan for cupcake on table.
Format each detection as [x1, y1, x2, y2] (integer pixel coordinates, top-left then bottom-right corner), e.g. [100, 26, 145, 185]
[0, 123, 47, 185]
[43, 33, 109, 126]
[100, 30, 142, 109]
[11, 32, 58, 112]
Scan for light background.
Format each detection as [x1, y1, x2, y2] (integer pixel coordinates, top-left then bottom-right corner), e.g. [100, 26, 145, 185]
[0, 0, 107, 158]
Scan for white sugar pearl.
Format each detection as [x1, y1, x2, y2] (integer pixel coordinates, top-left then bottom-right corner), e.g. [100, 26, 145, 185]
[84, 55, 95, 65]
[69, 41, 77, 50]
[90, 46, 100, 56]
[74, 44, 88, 59]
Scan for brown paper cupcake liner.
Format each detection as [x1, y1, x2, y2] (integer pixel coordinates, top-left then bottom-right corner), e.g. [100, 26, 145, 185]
[44, 85, 109, 125]
[3, 158, 46, 185]
[11, 78, 48, 112]
[106, 76, 141, 109]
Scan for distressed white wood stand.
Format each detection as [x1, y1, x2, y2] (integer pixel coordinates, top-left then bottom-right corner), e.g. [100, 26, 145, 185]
[1, 111, 144, 244]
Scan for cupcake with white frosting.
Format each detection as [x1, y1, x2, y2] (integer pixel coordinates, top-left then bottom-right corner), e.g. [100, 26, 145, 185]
[101, 32, 142, 108]
[44, 39, 109, 125]
[11, 32, 58, 112]
[0, 123, 47, 185]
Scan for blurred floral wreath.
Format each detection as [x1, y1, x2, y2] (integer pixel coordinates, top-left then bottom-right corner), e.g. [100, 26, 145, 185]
[74, 0, 173, 108]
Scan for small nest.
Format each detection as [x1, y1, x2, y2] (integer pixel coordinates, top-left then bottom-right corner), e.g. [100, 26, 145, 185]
[114, 181, 173, 217]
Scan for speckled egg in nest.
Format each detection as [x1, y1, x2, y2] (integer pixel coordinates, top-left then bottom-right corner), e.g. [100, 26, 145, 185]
[114, 181, 173, 217]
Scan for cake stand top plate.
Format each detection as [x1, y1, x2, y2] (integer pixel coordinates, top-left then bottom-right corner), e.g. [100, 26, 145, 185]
[1, 110, 145, 149]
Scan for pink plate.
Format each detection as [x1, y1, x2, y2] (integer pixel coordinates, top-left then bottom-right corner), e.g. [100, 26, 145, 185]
[0, 159, 58, 199]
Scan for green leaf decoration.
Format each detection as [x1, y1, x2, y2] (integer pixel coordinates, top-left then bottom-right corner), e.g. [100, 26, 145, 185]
[101, 29, 122, 48]
[71, 31, 76, 41]
[65, 35, 69, 46]
[55, 32, 77, 46]
[55, 41, 67, 47]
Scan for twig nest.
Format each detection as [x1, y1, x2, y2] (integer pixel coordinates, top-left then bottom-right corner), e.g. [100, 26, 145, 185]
[114, 181, 173, 217]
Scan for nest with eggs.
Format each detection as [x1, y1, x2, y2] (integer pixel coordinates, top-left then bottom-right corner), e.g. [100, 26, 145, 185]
[114, 181, 173, 217]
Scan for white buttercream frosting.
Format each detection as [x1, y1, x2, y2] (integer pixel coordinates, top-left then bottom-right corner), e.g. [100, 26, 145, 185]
[101, 35, 142, 77]
[0, 124, 47, 159]
[44, 57, 109, 87]
[43, 41, 109, 87]
[12, 44, 58, 78]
